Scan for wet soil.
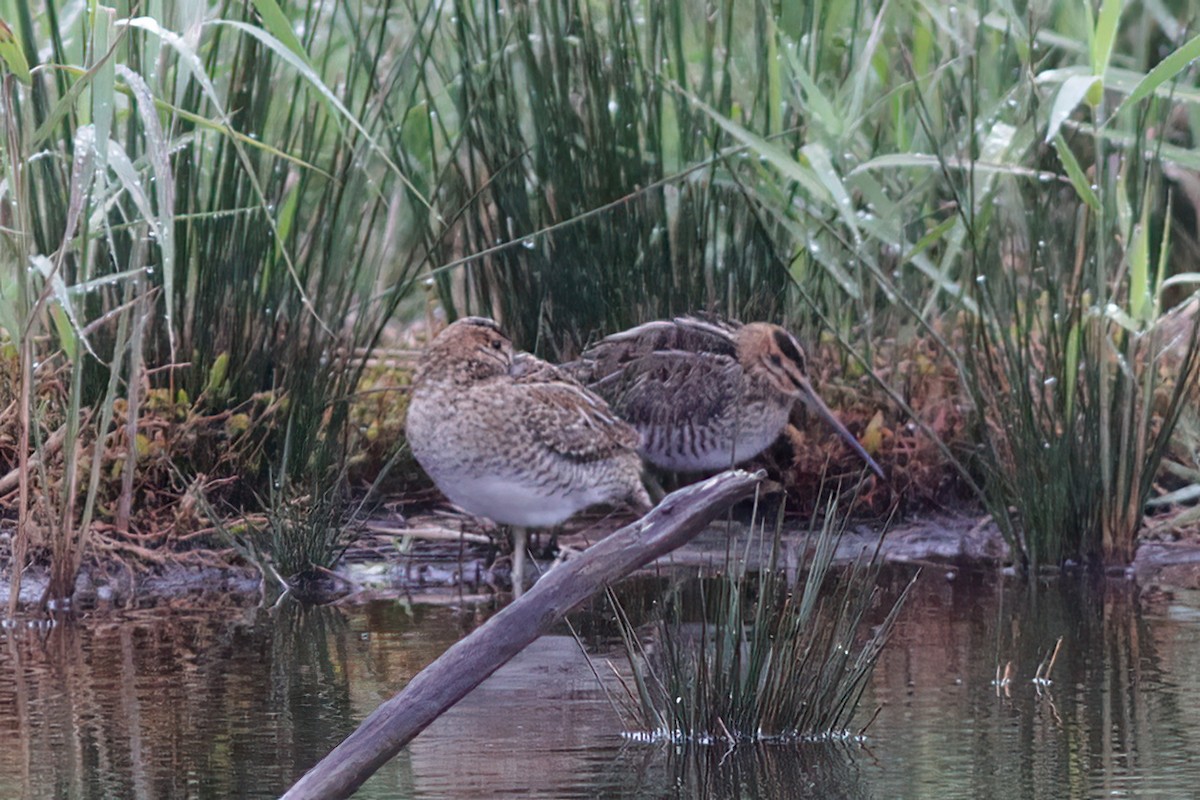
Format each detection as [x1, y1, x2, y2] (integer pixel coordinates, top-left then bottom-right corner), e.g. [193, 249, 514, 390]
[4, 505, 1200, 612]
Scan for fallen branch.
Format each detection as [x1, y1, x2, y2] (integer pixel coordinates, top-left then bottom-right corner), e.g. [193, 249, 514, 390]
[0, 420, 71, 496]
[363, 522, 493, 545]
[282, 468, 763, 800]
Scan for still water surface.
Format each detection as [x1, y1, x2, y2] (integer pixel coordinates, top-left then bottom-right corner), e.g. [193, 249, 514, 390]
[2, 570, 1199, 798]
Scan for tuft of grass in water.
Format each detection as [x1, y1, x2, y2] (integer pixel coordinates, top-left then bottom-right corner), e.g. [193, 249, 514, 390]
[192, 461, 357, 604]
[255, 475, 356, 603]
[611, 496, 914, 743]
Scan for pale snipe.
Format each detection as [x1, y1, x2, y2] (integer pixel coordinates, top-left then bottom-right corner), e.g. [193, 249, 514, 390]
[570, 316, 885, 477]
[405, 317, 651, 594]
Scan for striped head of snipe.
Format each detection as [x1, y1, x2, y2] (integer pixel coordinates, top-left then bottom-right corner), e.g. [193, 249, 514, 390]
[735, 323, 813, 399]
[414, 316, 514, 387]
[737, 323, 885, 479]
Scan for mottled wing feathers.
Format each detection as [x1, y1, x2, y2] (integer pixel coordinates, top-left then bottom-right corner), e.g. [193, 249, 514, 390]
[576, 316, 740, 383]
[510, 351, 576, 384]
[664, 315, 743, 352]
[515, 380, 642, 460]
[570, 317, 745, 430]
[511, 352, 641, 459]
[594, 349, 743, 430]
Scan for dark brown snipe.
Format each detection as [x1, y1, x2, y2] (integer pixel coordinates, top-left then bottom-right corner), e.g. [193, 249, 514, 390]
[405, 317, 652, 594]
[570, 316, 884, 477]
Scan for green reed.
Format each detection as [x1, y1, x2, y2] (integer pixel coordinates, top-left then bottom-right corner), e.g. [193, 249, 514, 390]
[952, 6, 1200, 568]
[0, 0, 432, 600]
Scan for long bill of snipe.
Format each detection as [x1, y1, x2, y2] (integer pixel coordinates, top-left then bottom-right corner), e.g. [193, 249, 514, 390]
[794, 375, 886, 479]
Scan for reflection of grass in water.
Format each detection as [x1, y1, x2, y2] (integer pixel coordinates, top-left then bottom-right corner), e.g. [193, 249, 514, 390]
[610, 494, 914, 744]
[667, 741, 871, 800]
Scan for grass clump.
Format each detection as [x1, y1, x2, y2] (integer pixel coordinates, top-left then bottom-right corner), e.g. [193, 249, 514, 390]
[952, 9, 1200, 568]
[0, 1, 430, 603]
[251, 476, 356, 603]
[965, 177, 1200, 568]
[612, 498, 913, 743]
[429, 0, 794, 359]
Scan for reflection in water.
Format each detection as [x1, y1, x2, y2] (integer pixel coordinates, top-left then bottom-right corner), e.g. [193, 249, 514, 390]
[0, 602, 464, 798]
[860, 571, 1200, 799]
[0, 573, 1199, 798]
[656, 742, 871, 799]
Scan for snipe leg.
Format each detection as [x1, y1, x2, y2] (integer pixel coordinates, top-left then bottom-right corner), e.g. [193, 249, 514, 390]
[644, 472, 668, 505]
[511, 527, 528, 598]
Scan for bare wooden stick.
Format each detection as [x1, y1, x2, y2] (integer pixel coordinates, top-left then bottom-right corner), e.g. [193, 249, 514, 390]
[282, 468, 763, 800]
[0, 420, 70, 497]
[363, 522, 492, 545]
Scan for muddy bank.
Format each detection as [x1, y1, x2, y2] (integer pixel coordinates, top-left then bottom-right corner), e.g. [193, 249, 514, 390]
[5, 507, 1200, 614]
[0, 560, 266, 613]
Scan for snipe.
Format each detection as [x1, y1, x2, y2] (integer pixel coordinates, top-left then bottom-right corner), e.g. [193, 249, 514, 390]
[405, 317, 651, 594]
[570, 316, 884, 477]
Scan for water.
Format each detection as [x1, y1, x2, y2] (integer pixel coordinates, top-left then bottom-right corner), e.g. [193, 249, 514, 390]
[2, 571, 1200, 798]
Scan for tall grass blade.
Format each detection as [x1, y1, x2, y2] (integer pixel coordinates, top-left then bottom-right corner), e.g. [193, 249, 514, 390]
[248, 0, 309, 61]
[1052, 133, 1101, 211]
[1090, 0, 1124, 83]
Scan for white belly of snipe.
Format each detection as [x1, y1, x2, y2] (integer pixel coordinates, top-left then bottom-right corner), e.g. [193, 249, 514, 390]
[434, 473, 605, 527]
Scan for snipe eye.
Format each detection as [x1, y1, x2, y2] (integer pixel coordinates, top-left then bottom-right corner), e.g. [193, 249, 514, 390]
[770, 354, 782, 366]
[490, 339, 504, 350]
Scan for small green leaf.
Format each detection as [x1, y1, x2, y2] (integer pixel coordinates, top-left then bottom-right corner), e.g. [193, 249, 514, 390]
[1052, 134, 1100, 211]
[1153, 193, 1173, 313]
[801, 143, 861, 244]
[273, 178, 301, 264]
[1103, 301, 1141, 333]
[1064, 318, 1081, 419]
[206, 352, 230, 396]
[1091, 0, 1124, 79]
[1127, 219, 1149, 322]
[51, 304, 77, 361]
[30, 254, 98, 360]
[1115, 162, 1133, 243]
[249, 0, 309, 63]
[765, 14, 781, 136]
[787, 51, 842, 138]
[1046, 74, 1099, 142]
[0, 19, 31, 84]
[903, 216, 958, 263]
